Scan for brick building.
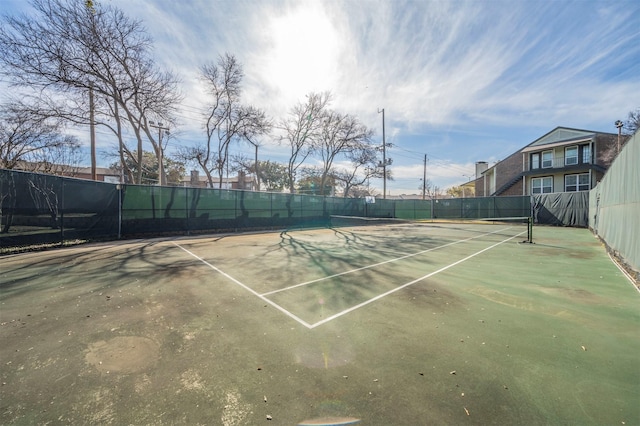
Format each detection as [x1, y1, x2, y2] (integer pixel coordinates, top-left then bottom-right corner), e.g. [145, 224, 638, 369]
[180, 170, 256, 190]
[476, 127, 621, 197]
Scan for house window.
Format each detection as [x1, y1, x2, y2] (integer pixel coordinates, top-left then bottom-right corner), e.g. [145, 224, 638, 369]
[542, 151, 553, 168]
[565, 173, 590, 192]
[532, 177, 553, 194]
[565, 146, 578, 165]
[531, 153, 540, 169]
[581, 144, 591, 164]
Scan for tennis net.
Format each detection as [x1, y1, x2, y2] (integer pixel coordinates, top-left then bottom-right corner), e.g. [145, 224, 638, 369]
[329, 215, 534, 243]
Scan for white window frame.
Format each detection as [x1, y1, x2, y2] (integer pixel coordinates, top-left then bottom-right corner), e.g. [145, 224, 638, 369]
[565, 146, 578, 165]
[565, 173, 590, 192]
[532, 176, 553, 194]
[542, 151, 553, 168]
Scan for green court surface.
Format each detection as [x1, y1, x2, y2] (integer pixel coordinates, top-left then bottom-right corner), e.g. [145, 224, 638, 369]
[1, 222, 638, 425]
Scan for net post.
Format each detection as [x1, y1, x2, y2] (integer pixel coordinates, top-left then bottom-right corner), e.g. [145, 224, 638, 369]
[528, 215, 533, 243]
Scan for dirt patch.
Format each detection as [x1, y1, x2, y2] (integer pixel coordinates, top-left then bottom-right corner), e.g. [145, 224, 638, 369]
[85, 336, 160, 374]
[537, 286, 601, 304]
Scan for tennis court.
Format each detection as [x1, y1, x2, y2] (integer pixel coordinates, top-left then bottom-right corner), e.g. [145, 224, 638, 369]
[1, 220, 638, 425]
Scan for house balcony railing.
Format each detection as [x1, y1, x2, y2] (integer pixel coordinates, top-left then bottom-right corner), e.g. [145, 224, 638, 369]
[524, 158, 591, 172]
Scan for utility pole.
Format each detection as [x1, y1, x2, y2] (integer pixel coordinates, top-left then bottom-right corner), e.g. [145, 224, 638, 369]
[149, 121, 170, 185]
[378, 108, 392, 199]
[115, 102, 124, 184]
[422, 154, 427, 200]
[253, 143, 259, 191]
[89, 84, 97, 180]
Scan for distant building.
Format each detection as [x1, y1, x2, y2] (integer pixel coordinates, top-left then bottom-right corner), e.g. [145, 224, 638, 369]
[9, 162, 260, 189]
[73, 167, 121, 183]
[179, 170, 256, 190]
[476, 127, 622, 196]
[10, 162, 121, 183]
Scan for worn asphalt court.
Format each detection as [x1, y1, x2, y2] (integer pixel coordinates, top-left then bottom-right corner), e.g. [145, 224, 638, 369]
[1, 223, 638, 425]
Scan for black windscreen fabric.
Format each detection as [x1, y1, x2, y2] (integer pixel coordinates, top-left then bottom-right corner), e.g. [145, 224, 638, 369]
[61, 178, 119, 239]
[1, 170, 65, 247]
[1, 170, 120, 248]
[3, 169, 539, 251]
[533, 192, 589, 227]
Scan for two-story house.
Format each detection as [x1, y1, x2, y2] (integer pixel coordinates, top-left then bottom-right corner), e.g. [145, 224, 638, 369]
[476, 127, 621, 197]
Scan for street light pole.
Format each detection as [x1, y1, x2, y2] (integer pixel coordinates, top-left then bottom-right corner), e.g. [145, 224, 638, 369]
[462, 174, 473, 199]
[615, 120, 623, 154]
[149, 121, 170, 185]
[247, 140, 259, 191]
[422, 154, 427, 200]
[89, 83, 97, 180]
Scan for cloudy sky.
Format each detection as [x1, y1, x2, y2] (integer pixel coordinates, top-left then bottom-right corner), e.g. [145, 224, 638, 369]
[3, 0, 640, 194]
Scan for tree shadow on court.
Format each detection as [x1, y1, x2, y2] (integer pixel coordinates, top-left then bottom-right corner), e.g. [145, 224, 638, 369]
[268, 227, 446, 319]
[0, 242, 200, 300]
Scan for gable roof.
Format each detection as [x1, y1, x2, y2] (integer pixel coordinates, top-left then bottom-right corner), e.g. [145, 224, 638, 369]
[526, 127, 607, 148]
[481, 126, 618, 174]
[521, 127, 619, 153]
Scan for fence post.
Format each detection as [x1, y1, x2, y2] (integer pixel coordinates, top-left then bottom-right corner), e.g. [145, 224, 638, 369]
[185, 186, 190, 236]
[60, 176, 64, 247]
[117, 184, 122, 239]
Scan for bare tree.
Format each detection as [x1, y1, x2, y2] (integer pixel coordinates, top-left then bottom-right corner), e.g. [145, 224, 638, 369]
[0, 102, 82, 172]
[279, 92, 331, 193]
[333, 144, 382, 197]
[187, 54, 270, 188]
[624, 108, 639, 135]
[0, 0, 181, 184]
[315, 110, 374, 195]
[426, 182, 442, 199]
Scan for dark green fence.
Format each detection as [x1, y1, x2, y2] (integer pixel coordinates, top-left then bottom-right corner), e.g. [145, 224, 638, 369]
[1, 169, 532, 250]
[1, 170, 119, 248]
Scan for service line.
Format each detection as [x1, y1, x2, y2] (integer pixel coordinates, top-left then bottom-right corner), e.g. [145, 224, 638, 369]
[308, 230, 528, 329]
[261, 226, 516, 296]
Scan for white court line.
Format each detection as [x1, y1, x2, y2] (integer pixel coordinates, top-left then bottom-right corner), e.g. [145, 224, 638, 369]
[172, 242, 314, 329]
[173, 230, 525, 329]
[607, 252, 640, 293]
[308, 230, 527, 329]
[261, 226, 515, 296]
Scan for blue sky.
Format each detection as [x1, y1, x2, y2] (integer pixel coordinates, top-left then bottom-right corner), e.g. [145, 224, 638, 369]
[2, 0, 639, 195]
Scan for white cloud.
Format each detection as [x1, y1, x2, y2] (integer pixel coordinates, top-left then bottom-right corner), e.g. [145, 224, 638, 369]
[248, 3, 342, 109]
[2, 0, 638, 193]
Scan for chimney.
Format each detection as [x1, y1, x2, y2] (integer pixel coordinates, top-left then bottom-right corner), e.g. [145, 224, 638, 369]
[190, 170, 199, 186]
[475, 161, 488, 178]
[237, 170, 246, 190]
